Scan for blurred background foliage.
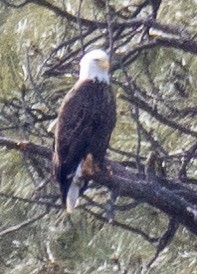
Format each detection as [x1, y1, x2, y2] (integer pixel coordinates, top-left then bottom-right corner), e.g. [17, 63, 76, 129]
[0, 0, 197, 273]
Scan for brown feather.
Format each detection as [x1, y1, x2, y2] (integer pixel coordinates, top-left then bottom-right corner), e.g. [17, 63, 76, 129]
[52, 78, 116, 205]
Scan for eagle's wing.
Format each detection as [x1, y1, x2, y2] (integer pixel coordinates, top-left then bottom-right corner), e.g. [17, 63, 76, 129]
[52, 80, 95, 202]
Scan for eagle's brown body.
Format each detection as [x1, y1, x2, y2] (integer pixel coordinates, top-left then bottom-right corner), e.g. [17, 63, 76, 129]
[53, 78, 116, 206]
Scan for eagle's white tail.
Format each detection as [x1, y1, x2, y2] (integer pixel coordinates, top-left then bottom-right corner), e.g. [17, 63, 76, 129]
[66, 163, 83, 213]
[66, 182, 80, 213]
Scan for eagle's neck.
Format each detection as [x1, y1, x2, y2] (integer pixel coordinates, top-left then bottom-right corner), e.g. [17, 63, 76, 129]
[79, 65, 110, 84]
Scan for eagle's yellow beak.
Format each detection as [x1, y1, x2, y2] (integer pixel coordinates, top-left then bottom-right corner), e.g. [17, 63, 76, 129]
[99, 59, 110, 70]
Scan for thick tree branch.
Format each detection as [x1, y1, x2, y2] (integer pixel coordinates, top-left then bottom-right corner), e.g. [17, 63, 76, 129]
[155, 36, 197, 55]
[1, 137, 197, 236]
[0, 136, 51, 159]
[90, 168, 197, 236]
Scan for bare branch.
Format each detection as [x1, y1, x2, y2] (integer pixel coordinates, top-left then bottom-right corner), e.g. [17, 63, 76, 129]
[82, 207, 158, 244]
[179, 142, 197, 179]
[88, 164, 197, 236]
[0, 192, 61, 209]
[155, 36, 197, 55]
[2, 0, 98, 28]
[0, 136, 51, 159]
[147, 218, 179, 268]
[120, 94, 197, 138]
[0, 210, 47, 238]
[1, 134, 197, 236]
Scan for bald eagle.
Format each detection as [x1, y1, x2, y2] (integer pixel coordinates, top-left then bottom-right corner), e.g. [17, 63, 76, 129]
[52, 49, 116, 212]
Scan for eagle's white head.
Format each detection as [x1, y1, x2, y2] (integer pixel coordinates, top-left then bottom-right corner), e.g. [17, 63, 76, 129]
[79, 49, 110, 84]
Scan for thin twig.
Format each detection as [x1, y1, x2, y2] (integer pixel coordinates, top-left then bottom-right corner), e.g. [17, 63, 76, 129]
[0, 210, 48, 238]
[0, 192, 61, 209]
[147, 217, 179, 268]
[77, 0, 85, 54]
[133, 106, 143, 173]
[82, 207, 158, 244]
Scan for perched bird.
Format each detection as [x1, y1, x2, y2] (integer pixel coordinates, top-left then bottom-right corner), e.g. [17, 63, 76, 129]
[53, 49, 116, 213]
